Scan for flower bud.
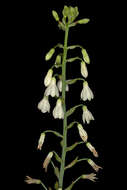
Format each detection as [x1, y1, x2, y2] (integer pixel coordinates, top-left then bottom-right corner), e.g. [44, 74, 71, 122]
[52, 10, 59, 21]
[77, 124, 88, 142]
[77, 18, 90, 24]
[86, 142, 98, 157]
[44, 69, 53, 87]
[43, 152, 53, 172]
[45, 48, 55, 61]
[81, 48, 90, 64]
[37, 133, 45, 150]
[81, 61, 88, 78]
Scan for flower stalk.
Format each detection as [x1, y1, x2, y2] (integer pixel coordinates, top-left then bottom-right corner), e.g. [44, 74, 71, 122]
[58, 23, 69, 189]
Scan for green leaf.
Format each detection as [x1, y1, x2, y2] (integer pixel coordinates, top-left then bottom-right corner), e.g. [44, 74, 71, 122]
[60, 139, 63, 147]
[52, 10, 59, 22]
[67, 57, 78, 62]
[66, 79, 78, 85]
[54, 151, 61, 163]
[65, 157, 79, 170]
[81, 48, 90, 64]
[45, 48, 55, 61]
[77, 18, 90, 24]
[54, 167, 59, 179]
[66, 142, 84, 152]
[65, 183, 74, 190]
[54, 181, 59, 190]
[45, 130, 63, 138]
[67, 121, 77, 129]
[66, 105, 82, 117]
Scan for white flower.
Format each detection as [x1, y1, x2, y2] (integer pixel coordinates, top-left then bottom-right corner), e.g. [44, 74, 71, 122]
[86, 142, 98, 157]
[53, 98, 64, 119]
[81, 61, 88, 78]
[57, 80, 69, 92]
[81, 81, 94, 101]
[77, 124, 88, 142]
[88, 159, 102, 172]
[82, 106, 94, 124]
[38, 96, 50, 113]
[43, 152, 53, 172]
[44, 77, 59, 97]
[44, 69, 53, 87]
[37, 133, 45, 150]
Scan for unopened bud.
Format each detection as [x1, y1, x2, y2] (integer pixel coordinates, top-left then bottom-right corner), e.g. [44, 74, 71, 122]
[77, 124, 88, 142]
[45, 48, 55, 61]
[37, 133, 45, 150]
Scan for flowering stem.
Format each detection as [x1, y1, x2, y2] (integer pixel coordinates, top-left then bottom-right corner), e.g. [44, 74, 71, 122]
[58, 23, 69, 189]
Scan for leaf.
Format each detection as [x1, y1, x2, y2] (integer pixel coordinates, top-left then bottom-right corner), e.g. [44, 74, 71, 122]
[67, 142, 80, 152]
[54, 181, 59, 190]
[54, 167, 60, 179]
[65, 183, 74, 190]
[66, 79, 78, 85]
[45, 48, 55, 61]
[66, 105, 81, 117]
[66, 107, 76, 117]
[52, 10, 59, 22]
[77, 18, 90, 24]
[67, 57, 78, 62]
[65, 157, 79, 170]
[60, 139, 63, 147]
[67, 121, 77, 129]
[45, 130, 63, 138]
[81, 49, 90, 64]
[54, 152, 61, 163]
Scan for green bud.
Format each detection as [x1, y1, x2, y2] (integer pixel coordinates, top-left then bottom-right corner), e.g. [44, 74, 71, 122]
[45, 48, 55, 61]
[52, 10, 59, 21]
[55, 55, 61, 65]
[81, 48, 90, 64]
[62, 5, 69, 17]
[77, 18, 90, 24]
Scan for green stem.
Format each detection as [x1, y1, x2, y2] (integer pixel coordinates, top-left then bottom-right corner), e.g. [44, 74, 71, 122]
[40, 181, 48, 190]
[58, 24, 69, 189]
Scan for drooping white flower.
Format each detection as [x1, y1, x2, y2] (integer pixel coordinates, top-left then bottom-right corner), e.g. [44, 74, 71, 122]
[57, 80, 69, 92]
[53, 98, 64, 119]
[43, 152, 53, 172]
[38, 96, 50, 113]
[77, 124, 88, 142]
[44, 77, 59, 97]
[82, 106, 94, 124]
[37, 133, 45, 150]
[81, 173, 97, 182]
[86, 142, 98, 157]
[80, 81, 94, 101]
[87, 159, 102, 172]
[44, 69, 53, 87]
[81, 61, 88, 78]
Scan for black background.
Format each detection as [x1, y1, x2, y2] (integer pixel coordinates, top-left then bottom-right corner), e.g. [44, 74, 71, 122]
[7, 0, 106, 189]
